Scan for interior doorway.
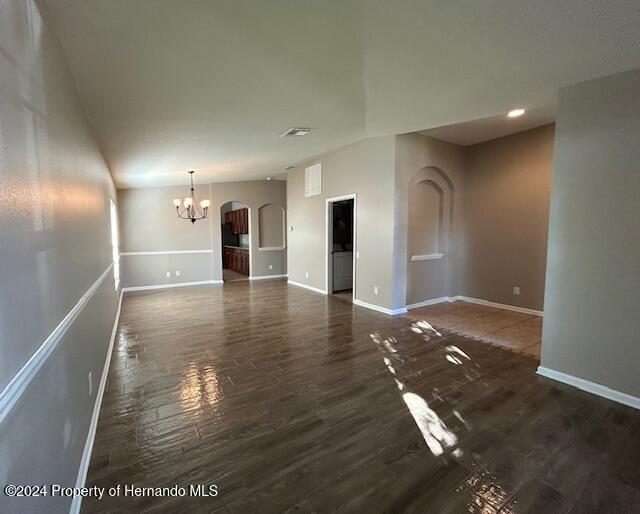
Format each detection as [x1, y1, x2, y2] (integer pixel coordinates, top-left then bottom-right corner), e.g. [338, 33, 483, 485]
[221, 201, 250, 282]
[326, 195, 356, 301]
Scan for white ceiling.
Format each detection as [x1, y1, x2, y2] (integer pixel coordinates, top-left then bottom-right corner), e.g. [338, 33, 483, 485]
[43, 0, 640, 188]
[420, 106, 556, 147]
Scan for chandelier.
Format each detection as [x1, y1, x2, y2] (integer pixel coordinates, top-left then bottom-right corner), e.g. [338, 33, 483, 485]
[172, 171, 210, 224]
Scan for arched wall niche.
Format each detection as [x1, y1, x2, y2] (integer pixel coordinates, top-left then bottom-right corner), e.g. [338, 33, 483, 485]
[407, 166, 454, 260]
[258, 203, 286, 250]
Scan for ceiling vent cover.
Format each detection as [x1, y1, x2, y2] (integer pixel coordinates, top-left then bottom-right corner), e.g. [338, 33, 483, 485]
[280, 127, 313, 137]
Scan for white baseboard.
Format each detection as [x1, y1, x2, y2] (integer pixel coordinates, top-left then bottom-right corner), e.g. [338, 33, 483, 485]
[404, 295, 543, 316]
[452, 296, 543, 316]
[122, 279, 223, 292]
[250, 274, 288, 281]
[71, 290, 123, 514]
[406, 296, 453, 310]
[353, 299, 407, 316]
[537, 366, 640, 410]
[287, 280, 327, 295]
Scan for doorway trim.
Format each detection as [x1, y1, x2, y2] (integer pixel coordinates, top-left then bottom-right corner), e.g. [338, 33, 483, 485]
[325, 193, 357, 301]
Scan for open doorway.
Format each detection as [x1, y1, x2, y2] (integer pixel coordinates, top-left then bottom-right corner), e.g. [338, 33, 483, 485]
[326, 195, 356, 302]
[221, 201, 250, 282]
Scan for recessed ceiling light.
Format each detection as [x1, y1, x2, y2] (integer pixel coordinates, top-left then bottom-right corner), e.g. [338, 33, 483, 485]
[284, 165, 295, 171]
[280, 127, 313, 137]
[266, 177, 271, 181]
[507, 109, 526, 118]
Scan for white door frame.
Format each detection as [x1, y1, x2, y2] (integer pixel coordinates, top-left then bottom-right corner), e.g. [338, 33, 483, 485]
[325, 194, 357, 300]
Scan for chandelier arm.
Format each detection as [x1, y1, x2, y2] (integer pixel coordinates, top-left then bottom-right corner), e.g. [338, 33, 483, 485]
[174, 171, 209, 223]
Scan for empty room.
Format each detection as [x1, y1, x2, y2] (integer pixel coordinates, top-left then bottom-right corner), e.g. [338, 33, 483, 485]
[1, 1, 639, 513]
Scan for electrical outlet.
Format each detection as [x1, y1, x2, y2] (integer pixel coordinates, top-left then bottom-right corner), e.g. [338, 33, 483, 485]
[175, 270, 181, 277]
[374, 286, 379, 295]
[88, 371, 92, 396]
[269, 264, 273, 270]
[513, 286, 520, 295]
[305, 271, 309, 279]
[166, 271, 171, 278]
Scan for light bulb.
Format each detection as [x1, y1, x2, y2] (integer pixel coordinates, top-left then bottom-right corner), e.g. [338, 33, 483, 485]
[200, 199, 210, 209]
[172, 198, 181, 207]
[183, 197, 193, 207]
[507, 108, 525, 118]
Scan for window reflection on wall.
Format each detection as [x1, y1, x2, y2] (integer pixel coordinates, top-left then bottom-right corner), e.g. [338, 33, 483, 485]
[110, 199, 120, 289]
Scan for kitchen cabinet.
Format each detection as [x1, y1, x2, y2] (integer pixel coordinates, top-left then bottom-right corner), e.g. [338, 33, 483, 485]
[224, 246, 249, 275]
[225, 208, 248, 235]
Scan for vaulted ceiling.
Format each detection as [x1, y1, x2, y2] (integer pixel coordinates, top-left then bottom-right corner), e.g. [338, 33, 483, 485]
[44, 0, 640, 188]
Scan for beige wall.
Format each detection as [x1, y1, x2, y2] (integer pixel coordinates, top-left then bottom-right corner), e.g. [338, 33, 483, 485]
[541, 69, 640, 397]
[394, 133, 467, 309]
[259, 203, 286, 248]
[209, 180, 287, 279]
[463, 125, 554, 311]
[0, 1, 119, 511]
[287, 136, 397, 309]
[118, 180, 286, 286]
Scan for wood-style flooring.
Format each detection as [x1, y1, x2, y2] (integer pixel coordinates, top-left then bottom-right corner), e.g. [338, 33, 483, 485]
[406, 301, 542, 357]
[83, 280, 640, 513]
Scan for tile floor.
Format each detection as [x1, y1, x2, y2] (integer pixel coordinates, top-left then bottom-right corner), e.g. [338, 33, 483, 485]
[223, 269, 249, 282]
[405, 301, 542, 357]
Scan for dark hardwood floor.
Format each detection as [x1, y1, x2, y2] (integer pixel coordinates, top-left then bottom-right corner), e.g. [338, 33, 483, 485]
[83, 280, 640, 513]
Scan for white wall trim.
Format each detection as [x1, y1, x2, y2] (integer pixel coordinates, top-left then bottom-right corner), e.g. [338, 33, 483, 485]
[250, 274, 288, 280]
[287, 279, 327, 295]
[71, 290, 123, 514]
[537, 366, 640, 410]
[353, 299, 407, 316]
[122, 280, 223, 292]
[257, 246, 286, 252]
[0, 264, 114, 424]
[406, 296, 453, 310]
[403, 295, 543, 316]
[120, 249, 213, 256]
[454, 295, 543, 316]
[410, 253, 444, 261]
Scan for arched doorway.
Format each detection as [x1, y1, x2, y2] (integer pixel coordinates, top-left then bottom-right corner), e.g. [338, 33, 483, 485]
[220, 201, 250, 281]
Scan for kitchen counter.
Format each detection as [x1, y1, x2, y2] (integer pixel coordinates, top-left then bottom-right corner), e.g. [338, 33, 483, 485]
[224, 245, 249, 250]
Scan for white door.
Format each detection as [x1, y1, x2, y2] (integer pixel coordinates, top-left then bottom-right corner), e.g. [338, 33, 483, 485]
[333, 251, 353, 291]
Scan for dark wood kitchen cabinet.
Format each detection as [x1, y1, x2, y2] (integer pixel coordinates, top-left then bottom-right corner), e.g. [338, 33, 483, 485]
[224, 246, 249, 275]
[224, 208, 248, 235]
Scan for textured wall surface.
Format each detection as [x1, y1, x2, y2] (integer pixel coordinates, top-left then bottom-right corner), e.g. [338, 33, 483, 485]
[118, 180, 287, 286]
[394, 133, 467, 309]
[463, 125, 554, 311]
[541, 69, 640, 397]
[287, 137, 396, 309]
[0, 0, 119, 512]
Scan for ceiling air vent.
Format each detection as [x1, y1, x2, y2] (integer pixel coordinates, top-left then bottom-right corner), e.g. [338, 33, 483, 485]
[280, 127, 313, 137]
